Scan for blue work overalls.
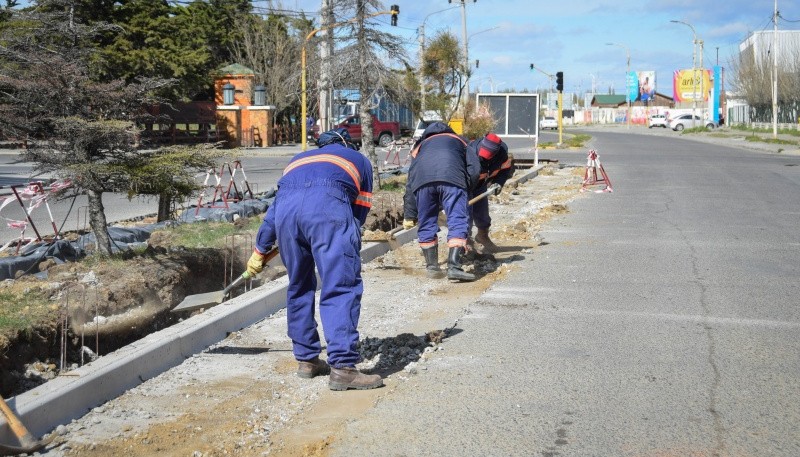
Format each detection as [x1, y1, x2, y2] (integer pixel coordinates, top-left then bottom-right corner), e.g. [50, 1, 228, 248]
[255, 145, 373, 368]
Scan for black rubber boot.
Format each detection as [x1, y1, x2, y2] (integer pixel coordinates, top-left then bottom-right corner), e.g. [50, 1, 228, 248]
[422, 246, 445, 279]
[475, 228, 499, 253]
[447, 247, 475, 282]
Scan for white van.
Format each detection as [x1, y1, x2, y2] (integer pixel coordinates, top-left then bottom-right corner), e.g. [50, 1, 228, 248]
[412, 111, 443, 141]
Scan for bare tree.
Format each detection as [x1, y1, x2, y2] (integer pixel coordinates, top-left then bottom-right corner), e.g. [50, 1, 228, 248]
[230, 5, 311, 123]
[321, 0, 406, 184]
[0, 1, 219, 254]
[729, 45, 800, 123]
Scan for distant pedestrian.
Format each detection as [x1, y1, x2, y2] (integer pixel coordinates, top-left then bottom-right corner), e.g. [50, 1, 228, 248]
[248, 127, 383, 391]
[403, 122, 480, 281]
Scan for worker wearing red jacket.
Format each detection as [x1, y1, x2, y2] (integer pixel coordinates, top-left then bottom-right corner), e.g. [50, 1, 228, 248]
[403, 122, 480, 281]
[248, 128, 382, 391]
[467, 133, 513, 252]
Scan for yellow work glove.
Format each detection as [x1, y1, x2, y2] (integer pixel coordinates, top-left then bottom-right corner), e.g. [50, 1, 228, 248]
[246, 250, 266, 277]
[403, 219, 417, 230]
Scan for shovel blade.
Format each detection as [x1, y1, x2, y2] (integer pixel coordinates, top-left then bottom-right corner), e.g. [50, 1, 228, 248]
[0, 435, 53, 456]
[172, 290, 225, 313]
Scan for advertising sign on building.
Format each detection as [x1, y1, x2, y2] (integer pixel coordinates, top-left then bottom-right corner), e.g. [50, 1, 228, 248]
[626, 71, 638, 103]
[636, 71, 655, 102]
[673, 69, 711, 102]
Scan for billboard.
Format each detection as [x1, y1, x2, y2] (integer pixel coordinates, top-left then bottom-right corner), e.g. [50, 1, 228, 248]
[626, 71, 638, 103]
[637, 71, 655, 102]
[475, 93, 540, 137]
[673, 69, 712, 102]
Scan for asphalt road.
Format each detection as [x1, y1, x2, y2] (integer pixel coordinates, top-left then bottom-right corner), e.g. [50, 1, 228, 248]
[328, 131, 800, 456]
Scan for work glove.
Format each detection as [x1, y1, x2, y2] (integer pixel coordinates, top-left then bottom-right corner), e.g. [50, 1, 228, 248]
[403, 219, 417, 230]
[493, 185, 502, 196]
[246, 248, 268, 277]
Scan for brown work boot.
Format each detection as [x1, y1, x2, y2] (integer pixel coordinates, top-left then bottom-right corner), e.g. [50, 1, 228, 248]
[329, 366, 383, 391]
[475, 228, 499, 253]
[297, 357, 331, 379]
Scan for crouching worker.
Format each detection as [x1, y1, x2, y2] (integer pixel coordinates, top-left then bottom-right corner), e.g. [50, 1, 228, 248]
[467, 133, 513, 252]
[248, 128, 383, 391]
[403, 122, 480, 282]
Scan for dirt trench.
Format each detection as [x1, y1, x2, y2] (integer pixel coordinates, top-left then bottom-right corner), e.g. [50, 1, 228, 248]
[0, 192, 405, 398]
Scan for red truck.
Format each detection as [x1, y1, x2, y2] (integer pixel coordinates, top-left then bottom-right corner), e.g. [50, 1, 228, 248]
[314, 115, 400, 148]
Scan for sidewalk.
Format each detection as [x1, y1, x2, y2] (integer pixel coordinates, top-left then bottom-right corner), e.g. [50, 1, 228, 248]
[577, 123, 800, 155]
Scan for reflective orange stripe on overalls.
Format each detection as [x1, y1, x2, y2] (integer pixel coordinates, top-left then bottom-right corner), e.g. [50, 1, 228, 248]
[283, 153, 372, 209]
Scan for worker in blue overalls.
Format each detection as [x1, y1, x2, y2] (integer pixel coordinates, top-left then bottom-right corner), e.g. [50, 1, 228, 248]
[247, 128, 382, 391]
[403, 122, 480, 281]
[467, 132, 513, 253]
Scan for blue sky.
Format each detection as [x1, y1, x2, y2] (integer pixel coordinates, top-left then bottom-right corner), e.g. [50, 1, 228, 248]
[282, 0, 800, 96]
[14, 0, 800, 96]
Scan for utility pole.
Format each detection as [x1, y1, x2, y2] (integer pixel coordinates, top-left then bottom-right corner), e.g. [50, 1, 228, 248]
[419, 21, 426, 112]
[772, 0, 778, 138]
[606, 42, 631, 129]
[699, 38, 705, 124]
[319, 0, 333, 131]
[459, 0, 470, 107]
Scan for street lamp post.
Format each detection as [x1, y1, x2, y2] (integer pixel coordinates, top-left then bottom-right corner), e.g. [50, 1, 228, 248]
[449, 0, 477, 106]
[671, 20, 700, 126]
[301, 8, 398, 151]
[606, 42, 631, 129]
[466, 25, 499, 98]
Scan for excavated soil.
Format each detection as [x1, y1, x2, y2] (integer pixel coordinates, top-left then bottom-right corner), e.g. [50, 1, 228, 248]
[0, 192, 404, 398]
[32, 164, 586, 457]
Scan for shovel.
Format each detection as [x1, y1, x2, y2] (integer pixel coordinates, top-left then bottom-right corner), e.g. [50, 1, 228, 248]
[363, 226, 403, 249]
[0, 394, 53, 456]
[468, 184, 501, 206]
[172, 247, 279, 313]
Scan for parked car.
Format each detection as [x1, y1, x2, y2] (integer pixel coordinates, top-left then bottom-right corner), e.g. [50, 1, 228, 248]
[412, 119, 443, 141]
[648, 114, 668, 128]
[539, 116, 558, 130]
[315, 115, 400, 147]
[669, 114, 716, 131]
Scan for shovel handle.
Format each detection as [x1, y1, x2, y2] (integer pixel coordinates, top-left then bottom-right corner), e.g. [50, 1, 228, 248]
[222, 246, 280, 299]
[468, 184, 500, 206]
[0, 395, 34, 444]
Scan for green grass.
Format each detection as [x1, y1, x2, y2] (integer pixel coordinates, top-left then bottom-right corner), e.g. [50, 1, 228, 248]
[379, 180, 405, 192]
[681, 126, 716, 134]
[538, 133, 591, 149]
[732, 124, 800, 137]
[0, 289, 52, 337]
[744, 135, 798, 145]
[166, 218, 263, 248]
[564, 134, 591, 148]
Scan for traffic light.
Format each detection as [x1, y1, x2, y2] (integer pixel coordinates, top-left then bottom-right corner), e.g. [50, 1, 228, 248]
[390, 5, 399, 26]
[556, 71, 564, 92]
[475, 59, 479, 68]
[530, 63, 534, 72]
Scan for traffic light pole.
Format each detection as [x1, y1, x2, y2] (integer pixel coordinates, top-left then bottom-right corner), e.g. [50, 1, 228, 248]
[557, 91, 563, 146]
[300, 6, 398, 151]
[556, 71, 564, 146]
